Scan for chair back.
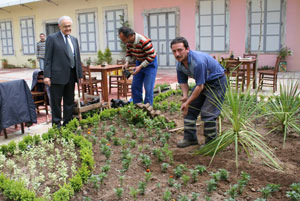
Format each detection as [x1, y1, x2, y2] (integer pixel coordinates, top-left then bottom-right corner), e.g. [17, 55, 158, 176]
[117, 59, 125, 65]
[221, 57, 242, 76]
[243, 53, 257, 59]
[274, 56, 281, 74]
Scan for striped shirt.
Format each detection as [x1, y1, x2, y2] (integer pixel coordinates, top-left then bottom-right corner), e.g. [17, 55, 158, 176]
[36, 40, 46, 59]
[125, 32, 157, 68]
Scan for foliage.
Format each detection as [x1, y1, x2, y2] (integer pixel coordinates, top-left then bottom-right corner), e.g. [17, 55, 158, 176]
[286, 183, 300, 201]
[97, 50, 105, 65]
[52, 183, 74, 201]
[104, 48, 112, 64]
[279, 46, 293, 60]
[0, 173, 37, 201]
[259, 183, 280, 199]
[265, 81, 300, 147]
[195, 85, 281, 170]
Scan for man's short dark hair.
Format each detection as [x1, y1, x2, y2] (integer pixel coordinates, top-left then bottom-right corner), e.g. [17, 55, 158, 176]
[118, 27, 135, 37]
[170, 37, 189, 49]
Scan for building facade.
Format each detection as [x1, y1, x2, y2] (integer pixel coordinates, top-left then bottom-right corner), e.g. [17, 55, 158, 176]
[0, 0, 299, 71]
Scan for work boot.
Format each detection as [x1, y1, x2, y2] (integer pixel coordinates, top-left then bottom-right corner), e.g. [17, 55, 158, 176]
[177, 139, 199, 148]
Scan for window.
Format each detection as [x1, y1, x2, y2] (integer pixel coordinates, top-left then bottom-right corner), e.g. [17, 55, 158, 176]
[20, 18, 35, 54]
[0, 21, 14, 55]
[78, 12, 97, 53]
[105, 9, 124, 52]
[248, 0, 284, 52]
[197, 0, 228, 52]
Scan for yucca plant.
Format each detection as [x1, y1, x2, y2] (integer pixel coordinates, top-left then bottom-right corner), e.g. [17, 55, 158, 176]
[265, 81, 300, 147]
[195, 83, 281, 170]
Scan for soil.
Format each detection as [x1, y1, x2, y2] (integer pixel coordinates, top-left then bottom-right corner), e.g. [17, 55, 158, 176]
[0, 94, 299, 201]
[71, 94, 300, 201]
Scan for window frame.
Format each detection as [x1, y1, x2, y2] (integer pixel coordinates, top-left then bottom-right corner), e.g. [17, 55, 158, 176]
[246, 0, 286, 53]
[20, 17, 35, 55]
[196, 0, 229, 53]
[104, 8, 124, 52]
[78, 11, 97, 53]
[0, 20, 14, 56]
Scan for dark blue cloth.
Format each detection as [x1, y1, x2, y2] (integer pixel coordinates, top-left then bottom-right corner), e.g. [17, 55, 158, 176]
[176, 50, 224, 85]
[0, 79, 37, 130]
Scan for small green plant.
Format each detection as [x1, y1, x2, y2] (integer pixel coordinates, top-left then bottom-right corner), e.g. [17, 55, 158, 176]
[129, 187, 138, 201]
[178, 194, 189, 201]
[163, 189, 172, 201]
[191, 192, 201, 201]
[168, 176, 175, 187]
[161, 163, 170, 173]
[190, 169, 199, 182]
[195, 165, 206, 174]
[174, 164, 187, 178]
[259, 183, 280, 199]
[114, 188, 124, 199]
[104, 48, 112, 64]
[145, 171, 152, 183]
[97, 50, 105, 65]
[138, 181, 147, 195]
[219, 169, 229, 181]
[286, 183, 300, 201]
[226, 184, 239, 199]
[181, 174, 190, 186]
[206, 179, 217, 193]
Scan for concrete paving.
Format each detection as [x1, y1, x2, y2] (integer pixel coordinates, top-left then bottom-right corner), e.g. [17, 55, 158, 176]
[0, 67, 299, 144]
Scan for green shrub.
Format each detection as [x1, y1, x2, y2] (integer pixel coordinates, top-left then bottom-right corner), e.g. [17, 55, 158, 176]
[7, 141, 17, 155]
[18, 141, 27, 152]
[69, 174, 83, 192]
[52, 183, 74, 201]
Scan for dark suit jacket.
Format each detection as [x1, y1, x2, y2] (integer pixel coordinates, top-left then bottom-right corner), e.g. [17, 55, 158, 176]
[44, 31, 83, 84]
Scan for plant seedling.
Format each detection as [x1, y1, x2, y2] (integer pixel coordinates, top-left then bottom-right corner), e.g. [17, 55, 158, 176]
[163, 189, 172, 201]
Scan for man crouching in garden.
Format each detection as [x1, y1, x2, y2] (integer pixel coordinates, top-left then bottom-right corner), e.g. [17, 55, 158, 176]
[170, 37, 227, 148]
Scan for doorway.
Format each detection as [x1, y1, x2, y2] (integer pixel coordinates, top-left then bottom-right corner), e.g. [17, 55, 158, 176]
[148, 12, 176, 67]
[46, 23, 59, 36]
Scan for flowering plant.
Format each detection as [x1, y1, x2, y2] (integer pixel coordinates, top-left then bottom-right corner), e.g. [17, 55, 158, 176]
[279, 47, 293, 60]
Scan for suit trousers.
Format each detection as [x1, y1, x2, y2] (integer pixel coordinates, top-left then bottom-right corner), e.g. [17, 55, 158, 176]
[50, 68, 76, 126]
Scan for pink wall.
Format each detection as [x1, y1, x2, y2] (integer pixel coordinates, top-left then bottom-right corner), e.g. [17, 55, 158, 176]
[133, 0, 300, 71]
[133, 0, 196, 49]
[285, 0, 300, 72]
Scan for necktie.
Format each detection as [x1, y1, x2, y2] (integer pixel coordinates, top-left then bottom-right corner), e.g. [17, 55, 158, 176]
[65, 35, 75, 68]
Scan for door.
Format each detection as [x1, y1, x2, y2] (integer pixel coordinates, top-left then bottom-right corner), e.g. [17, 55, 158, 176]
[46, 23, 59, 36]
[148, 12, 176, 67]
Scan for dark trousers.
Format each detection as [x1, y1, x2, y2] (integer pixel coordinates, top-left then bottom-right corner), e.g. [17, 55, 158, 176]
[184, 75, 227, 142]
[50, 68, 76, 126]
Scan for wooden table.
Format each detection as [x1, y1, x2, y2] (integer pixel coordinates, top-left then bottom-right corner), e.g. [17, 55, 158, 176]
[225, 58, 257, 89]
[89, 65, 123, 102]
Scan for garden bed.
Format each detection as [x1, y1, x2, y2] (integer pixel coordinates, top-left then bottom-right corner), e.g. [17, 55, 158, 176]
[1, 87, 299, 201]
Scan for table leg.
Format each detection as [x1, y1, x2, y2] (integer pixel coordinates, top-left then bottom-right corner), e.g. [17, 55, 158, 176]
[102, 70, 109, 102]
[247, 63, 251, 89]
[252, 62, 257, 89]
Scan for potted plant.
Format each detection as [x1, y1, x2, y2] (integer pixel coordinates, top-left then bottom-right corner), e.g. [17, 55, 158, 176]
[278, 47, 293, 72]
[1, 58, 8, 68]
[97, 50, 105, 66]
[104, 48, 112, 65]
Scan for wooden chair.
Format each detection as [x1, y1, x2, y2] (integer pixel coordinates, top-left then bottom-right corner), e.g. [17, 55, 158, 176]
[81, 65, 102, 100]
[117, 67, 133, 100]
[222, 57, 245, 91]
[258, 56, 281, 92]
[109, 59, 124, 94]
[31, 72, 49, 116]
[241, 53, 257, 76]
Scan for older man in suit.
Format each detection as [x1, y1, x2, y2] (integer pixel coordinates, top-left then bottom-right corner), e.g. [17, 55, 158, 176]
[44, 16, 83, 127]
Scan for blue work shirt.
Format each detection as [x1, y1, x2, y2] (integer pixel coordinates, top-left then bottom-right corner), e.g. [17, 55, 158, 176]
[176, 50, 224, 86]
